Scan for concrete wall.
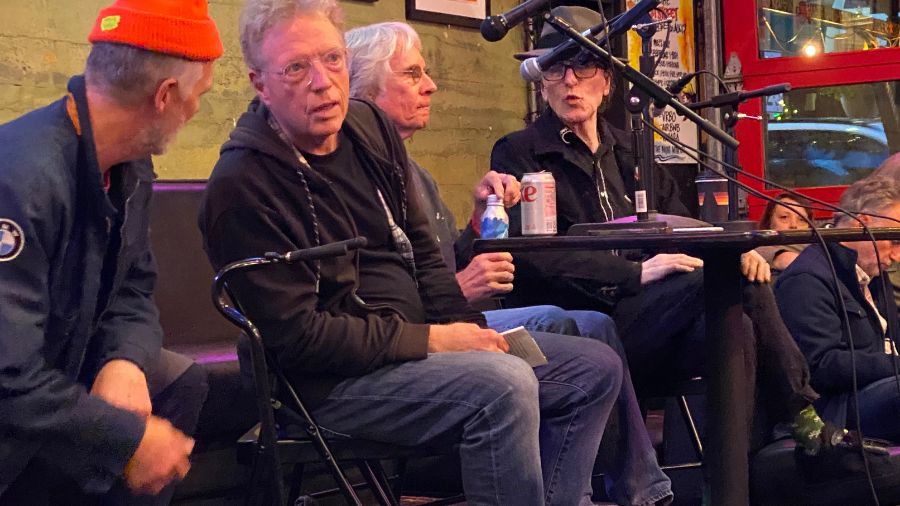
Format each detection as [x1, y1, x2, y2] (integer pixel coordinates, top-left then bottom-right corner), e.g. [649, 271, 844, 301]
[0, 0, 527, 224]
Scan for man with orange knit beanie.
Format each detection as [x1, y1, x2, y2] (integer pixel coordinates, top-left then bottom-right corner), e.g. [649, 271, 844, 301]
[0, 1, 222, 504]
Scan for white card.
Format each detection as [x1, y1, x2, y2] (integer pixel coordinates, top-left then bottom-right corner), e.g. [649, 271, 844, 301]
[501, 326, 548, 367]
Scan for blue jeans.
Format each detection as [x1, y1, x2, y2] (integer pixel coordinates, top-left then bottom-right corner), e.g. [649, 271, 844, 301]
[817, 375, 900, 442]
[310, 332, 621, 506]
[485, 306, 672, 506]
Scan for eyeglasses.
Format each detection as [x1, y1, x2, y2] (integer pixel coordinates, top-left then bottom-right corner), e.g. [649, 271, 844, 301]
[541, 61, 601, 82]
[393, 65, 432, 85]
[260, 48, 347, 83]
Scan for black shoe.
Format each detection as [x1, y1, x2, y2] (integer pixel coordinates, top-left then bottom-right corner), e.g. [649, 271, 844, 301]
[795, 435, 900, 505]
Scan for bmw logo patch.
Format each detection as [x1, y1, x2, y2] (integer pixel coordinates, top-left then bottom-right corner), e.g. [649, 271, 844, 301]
[0, 219, 24, 262]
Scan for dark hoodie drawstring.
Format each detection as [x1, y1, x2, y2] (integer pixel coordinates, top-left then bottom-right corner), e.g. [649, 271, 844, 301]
[266, 113, 323, 293]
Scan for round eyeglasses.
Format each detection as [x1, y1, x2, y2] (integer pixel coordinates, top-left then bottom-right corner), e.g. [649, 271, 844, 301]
[260, 48, 347, 84]
[393, 65, 432, 85]
[541, 61, 601, 82]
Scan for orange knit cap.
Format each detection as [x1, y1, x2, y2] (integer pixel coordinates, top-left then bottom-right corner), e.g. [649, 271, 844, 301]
[88, 0, 223, 61]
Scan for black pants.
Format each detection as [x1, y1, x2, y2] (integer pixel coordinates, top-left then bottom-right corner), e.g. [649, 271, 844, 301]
[613, 270, 818, 447]
[0, 351, 208, 506]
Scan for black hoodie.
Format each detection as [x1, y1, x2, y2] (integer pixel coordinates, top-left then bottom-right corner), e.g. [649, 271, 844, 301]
[199, 98, 484, 405]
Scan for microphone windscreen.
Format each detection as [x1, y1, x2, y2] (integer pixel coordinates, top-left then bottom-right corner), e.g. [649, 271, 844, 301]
[480, 17, 507, 42]
[520, 58, 543, 82]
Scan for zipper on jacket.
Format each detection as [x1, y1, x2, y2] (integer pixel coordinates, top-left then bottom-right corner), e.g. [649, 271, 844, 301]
[79, 178, 141, 375]
[92, 179, 140, 327]
[593, 157, 615, 222]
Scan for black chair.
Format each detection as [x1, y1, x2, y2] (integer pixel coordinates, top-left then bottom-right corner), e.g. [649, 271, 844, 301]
[211, 238, 464, 506]
[637, 377, 705, 472]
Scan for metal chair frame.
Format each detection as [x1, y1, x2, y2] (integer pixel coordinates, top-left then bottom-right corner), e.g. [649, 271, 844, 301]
[211, 239, 463, 506]
[639, 378, 705, 472]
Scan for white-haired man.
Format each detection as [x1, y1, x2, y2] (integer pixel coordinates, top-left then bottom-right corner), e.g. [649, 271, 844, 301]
[774, 177, 900, 495]
[777, 177, 900, 442]
[0, 0, 221, 504]
[344, 21, 672, 506]
[200, 1, 625, 505]
[870, 155, 900, 314]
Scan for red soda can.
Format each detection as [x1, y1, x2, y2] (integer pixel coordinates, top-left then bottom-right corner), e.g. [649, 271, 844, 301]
[520, 172, 557, 235]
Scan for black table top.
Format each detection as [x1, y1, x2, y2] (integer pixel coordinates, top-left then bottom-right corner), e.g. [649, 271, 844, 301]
[473, 227, 900, 254]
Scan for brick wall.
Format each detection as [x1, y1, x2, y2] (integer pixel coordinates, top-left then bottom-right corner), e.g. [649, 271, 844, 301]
[0, 0, 528, 224]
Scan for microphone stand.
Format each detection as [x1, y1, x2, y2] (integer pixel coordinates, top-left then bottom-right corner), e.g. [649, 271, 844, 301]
[541, 13, 738, 227]
[628, 18, 660, 221]
[686, 83, 791, 224]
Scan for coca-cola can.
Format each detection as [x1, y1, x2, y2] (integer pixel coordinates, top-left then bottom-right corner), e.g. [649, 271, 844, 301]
[520, 171, 557, 235]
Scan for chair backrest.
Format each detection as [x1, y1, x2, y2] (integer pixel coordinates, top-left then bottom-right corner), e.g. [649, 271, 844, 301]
[150, 181, 236, 350]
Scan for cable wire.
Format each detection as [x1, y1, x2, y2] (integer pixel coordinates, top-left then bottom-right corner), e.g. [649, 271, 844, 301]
[645, 116, 900, 505]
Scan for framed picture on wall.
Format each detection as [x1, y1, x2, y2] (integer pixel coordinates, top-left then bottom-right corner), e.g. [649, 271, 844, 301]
[406, 0, 490, 29]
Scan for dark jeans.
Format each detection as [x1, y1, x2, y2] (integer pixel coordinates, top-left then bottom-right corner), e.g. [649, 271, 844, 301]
[484, 306, 672, 506]
[310, 332, 622, 506]
[613, 270, 818, 446]
[816, 375, 900, 442]
[0, 351, 208, 506]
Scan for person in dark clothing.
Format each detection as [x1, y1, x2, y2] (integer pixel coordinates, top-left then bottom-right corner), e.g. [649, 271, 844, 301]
[344, 21, 672, 506]
[0, 0, 221, 504]
[776, 177, 900, 440]
[199, 2, 624, 505]
[489, 5, 830, 455]
[871, 155, 900, 316]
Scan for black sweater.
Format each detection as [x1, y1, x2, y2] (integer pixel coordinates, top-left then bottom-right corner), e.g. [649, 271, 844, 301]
[199, 98, 483, 405]
[490, 109, 688, 312]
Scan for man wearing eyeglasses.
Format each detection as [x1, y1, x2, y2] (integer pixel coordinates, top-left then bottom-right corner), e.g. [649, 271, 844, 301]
[343, 21, 673, 506]
[489, 5, 848, 462]
[200, 1, 625, 505]
[490, 5, 757, 388]
[343, 23, 619, 342]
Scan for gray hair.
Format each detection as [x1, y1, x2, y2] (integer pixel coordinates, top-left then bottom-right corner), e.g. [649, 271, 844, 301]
[871, 152, 900, 181]
[240, 0, 344, 71]
[85, 42, 204, 106]
[836, 176, 900, 225]
[345, 22, 421, 100]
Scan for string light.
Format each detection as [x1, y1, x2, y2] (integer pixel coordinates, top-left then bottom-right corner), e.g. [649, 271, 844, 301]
[759, 7, 898, 57]
[802, 41, 818, 56]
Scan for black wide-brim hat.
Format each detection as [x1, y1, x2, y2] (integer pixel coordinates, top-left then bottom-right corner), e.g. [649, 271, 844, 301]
[514, 5, 617, 67]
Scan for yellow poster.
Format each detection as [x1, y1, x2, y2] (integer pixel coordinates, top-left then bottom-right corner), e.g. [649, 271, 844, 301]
[626, 0, 697, 164]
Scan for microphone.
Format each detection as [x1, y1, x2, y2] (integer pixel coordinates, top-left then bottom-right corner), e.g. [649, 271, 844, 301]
[518, 0, 660, 82]
[652, 71, 698, 109]
[729, 83, 791, 102]
[481, 0, 553, 42]
[266, 237, 368, 263]
[667, 72, 697, 96]
[520, 24, 602, 82]
[685, 83, 792, 111]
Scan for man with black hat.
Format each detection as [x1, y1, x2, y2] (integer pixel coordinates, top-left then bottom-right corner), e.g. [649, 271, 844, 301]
[0, 0, 222, 503]
[490, 5, 832, 457]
